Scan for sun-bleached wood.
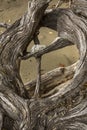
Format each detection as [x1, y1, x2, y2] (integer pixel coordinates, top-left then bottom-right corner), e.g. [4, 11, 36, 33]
[0, 0, 87, 130]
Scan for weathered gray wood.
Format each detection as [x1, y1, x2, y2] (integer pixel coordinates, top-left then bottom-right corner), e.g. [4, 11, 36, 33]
[0, 22, 10, 29]
[0, 89, 31, 130]
[0, 0, 51, 97]
[25, 62, 77, 98]
[0, 0, 87, 130]
[0, 0, 52, 129]
[0, 110, 3, 130]
[21, 37, 73, 59]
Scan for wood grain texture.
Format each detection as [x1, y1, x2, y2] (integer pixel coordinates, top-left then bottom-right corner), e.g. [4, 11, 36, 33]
[0, 0, 87, 130]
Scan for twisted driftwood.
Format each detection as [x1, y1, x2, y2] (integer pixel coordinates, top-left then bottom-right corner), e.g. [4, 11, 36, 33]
[0, 0, 87, 129]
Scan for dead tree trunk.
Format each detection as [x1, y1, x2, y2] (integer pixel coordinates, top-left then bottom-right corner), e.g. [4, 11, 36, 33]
[0, 0, 87, 130]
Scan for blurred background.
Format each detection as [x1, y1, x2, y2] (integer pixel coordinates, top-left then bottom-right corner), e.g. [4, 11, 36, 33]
[0, 0, 79, 83]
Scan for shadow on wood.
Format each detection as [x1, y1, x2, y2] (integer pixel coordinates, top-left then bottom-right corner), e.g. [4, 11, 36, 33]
[0, 0, 87, 130]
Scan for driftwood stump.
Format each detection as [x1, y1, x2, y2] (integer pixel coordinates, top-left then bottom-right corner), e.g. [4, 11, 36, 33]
[0, 0, 87, 129]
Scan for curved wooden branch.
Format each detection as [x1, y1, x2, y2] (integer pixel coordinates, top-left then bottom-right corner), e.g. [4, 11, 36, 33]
[26, 1, 87, 129]
[0, 89, 30, 130]
[0, 0, 51, 98]
[0, 0, 87, 130]
[0, 0, 53, 129]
